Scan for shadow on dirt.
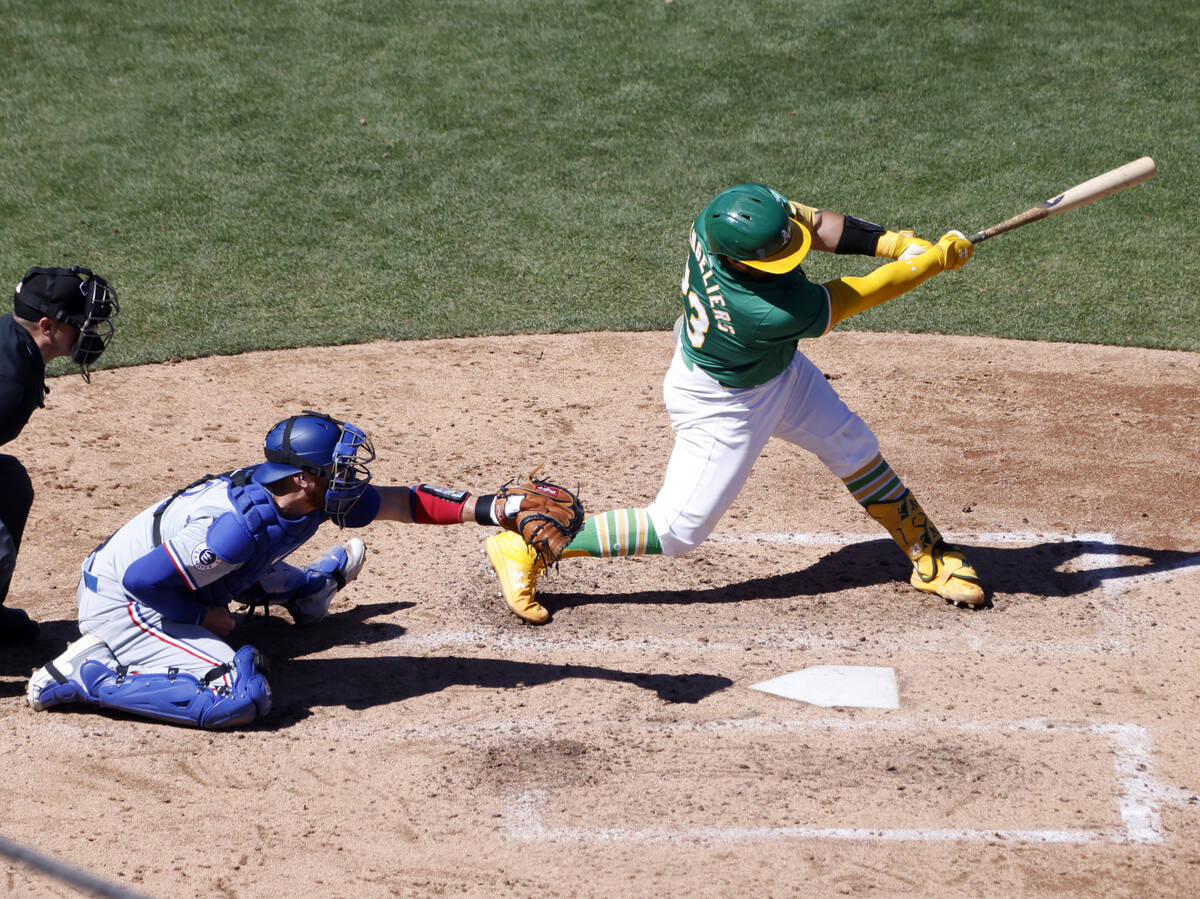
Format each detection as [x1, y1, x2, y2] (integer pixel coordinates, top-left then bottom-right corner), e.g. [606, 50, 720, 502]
[236, 599, 412, 655]
[5, 601, 732, 729]
[264, 656, 731, 728]
[237, 601, 732, 728]
[546, 538, 1200, 610]
[0, 618, 85, 685]
[13, 537, 1189, 726]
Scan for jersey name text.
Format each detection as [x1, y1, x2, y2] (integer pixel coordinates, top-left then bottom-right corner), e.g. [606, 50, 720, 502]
[687, 229, 735, 336]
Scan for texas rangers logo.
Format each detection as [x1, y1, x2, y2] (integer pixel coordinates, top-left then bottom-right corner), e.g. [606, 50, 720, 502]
[191, 544, 220, 571]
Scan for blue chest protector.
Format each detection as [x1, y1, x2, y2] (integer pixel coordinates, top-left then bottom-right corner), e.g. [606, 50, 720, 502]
[191, 471, 323, 605]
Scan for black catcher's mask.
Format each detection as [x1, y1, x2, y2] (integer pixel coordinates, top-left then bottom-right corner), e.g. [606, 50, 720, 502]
[14, 265, 120, 382]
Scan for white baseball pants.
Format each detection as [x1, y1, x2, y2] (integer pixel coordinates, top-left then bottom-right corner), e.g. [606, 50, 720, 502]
[646, 342, 880, 555]
[76, 558, 236, 686]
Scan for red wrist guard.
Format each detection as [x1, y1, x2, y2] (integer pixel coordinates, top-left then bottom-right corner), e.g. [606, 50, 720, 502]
[410, 484, 470, 525]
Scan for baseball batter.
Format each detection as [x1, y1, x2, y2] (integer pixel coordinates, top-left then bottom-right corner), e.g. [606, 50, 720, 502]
[488, 183, 982, 624]
[27, 411, 580, 728]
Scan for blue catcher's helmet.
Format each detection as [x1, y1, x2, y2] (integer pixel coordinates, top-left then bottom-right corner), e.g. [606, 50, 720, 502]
[252, 411, 375, 517]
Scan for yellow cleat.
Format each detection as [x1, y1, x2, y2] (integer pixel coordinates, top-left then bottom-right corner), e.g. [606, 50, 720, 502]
[485, 531, 549, 624]
[910, 542, 986, 607]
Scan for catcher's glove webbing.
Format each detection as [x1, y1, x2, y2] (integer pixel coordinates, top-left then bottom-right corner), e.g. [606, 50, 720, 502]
[494, 469, 585, 566]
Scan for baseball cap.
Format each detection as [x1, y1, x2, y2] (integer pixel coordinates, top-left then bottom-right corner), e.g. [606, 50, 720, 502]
[13, 267, 89, 322]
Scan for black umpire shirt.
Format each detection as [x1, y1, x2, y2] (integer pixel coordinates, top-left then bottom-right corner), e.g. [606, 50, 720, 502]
[0, 313, 47, 447]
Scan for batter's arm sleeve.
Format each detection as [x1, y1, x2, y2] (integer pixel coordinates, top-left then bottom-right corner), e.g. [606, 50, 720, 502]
[122, 547, 210, 625]
[798, 207, 894, 257]
[824, 248, 947, 327]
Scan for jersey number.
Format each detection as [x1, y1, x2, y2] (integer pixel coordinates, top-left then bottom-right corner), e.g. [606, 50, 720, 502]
[682, 266, 708, 349]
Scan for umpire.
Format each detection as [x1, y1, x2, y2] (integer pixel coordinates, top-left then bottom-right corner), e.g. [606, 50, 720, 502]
[0, 266, 119, 646]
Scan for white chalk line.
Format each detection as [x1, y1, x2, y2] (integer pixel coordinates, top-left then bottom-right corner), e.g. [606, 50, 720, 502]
[391, 531, 1198, 846]
[510, 788, 1105, 845]
[395, 626, 1122, 659]
[713, 530, 1200, 601]
[402, 529, 1196, 658]
[505, 717, 1194, 847]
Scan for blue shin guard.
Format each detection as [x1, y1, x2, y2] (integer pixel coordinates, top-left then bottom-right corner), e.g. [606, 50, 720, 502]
[287, 538, 366, 625]
[78, 645, 273, 729]
[34, 676, 91, 709]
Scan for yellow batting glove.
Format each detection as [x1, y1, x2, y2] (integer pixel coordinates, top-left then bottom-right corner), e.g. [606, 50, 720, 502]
[788, 199, 819, 229]
[875, 229, 934, 260]
[824, 231, 973, 327]
[935, 230, 974, 270]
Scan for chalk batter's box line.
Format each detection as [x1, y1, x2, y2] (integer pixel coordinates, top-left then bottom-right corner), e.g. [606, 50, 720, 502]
[712, 530, 1200, 602]
[417, 532, 1196, 658]
[506, 717, 1189, 847]
[714, 530, 1200, 647]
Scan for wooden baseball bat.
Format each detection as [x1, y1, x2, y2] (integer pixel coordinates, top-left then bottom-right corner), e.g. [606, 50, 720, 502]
[967, 156, 1157, 244]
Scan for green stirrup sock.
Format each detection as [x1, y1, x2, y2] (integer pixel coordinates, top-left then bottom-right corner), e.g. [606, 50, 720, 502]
[842, 453, 906, 508]
[561, 509, 662, 558]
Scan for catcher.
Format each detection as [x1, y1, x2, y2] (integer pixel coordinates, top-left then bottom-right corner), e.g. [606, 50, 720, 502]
[27, 410, 583, 729]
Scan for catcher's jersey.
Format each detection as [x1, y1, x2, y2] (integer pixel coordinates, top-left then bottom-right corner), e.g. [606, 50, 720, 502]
[86, 479, 300, 596]
[679, 190, 832, 389]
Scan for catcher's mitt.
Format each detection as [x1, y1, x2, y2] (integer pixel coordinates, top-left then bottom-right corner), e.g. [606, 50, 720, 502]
[495, 469, 585, 566]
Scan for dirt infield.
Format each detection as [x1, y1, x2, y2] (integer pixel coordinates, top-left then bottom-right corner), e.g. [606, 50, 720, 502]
[1, 330, 1198, 898]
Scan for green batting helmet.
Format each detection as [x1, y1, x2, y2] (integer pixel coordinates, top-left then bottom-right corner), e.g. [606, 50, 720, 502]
[700, 183, 812, 274]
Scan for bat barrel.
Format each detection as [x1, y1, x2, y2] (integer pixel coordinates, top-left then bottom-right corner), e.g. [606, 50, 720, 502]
[966, 156, 1156, 246]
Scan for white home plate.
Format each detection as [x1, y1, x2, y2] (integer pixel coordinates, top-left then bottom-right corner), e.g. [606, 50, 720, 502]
[749, 665, 899, 710]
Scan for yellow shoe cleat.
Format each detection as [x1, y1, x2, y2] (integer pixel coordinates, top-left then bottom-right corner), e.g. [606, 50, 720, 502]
[910, 542, 986, 607]
[485, 531, 549, 624]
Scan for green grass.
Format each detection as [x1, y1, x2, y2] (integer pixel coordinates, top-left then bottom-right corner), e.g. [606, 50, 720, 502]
[1, 0, 1195, 378]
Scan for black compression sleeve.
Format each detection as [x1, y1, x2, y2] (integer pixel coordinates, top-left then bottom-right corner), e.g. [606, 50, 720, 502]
[835, 215, 886, 256]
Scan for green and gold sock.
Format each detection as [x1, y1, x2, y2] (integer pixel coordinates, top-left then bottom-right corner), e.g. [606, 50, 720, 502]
[561, 508, 662, 558]
[842, 453, 907, 507]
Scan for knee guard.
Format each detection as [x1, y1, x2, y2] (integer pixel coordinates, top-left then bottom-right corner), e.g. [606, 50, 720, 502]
[200, 645, 273, 728]
[79, 645, 272, 729]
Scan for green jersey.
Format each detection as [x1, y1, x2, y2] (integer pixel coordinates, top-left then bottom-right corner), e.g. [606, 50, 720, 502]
[679, 203, 831, 389]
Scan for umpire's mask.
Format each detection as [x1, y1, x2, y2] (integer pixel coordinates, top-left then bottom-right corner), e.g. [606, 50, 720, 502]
[14, 266, 120, 382]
